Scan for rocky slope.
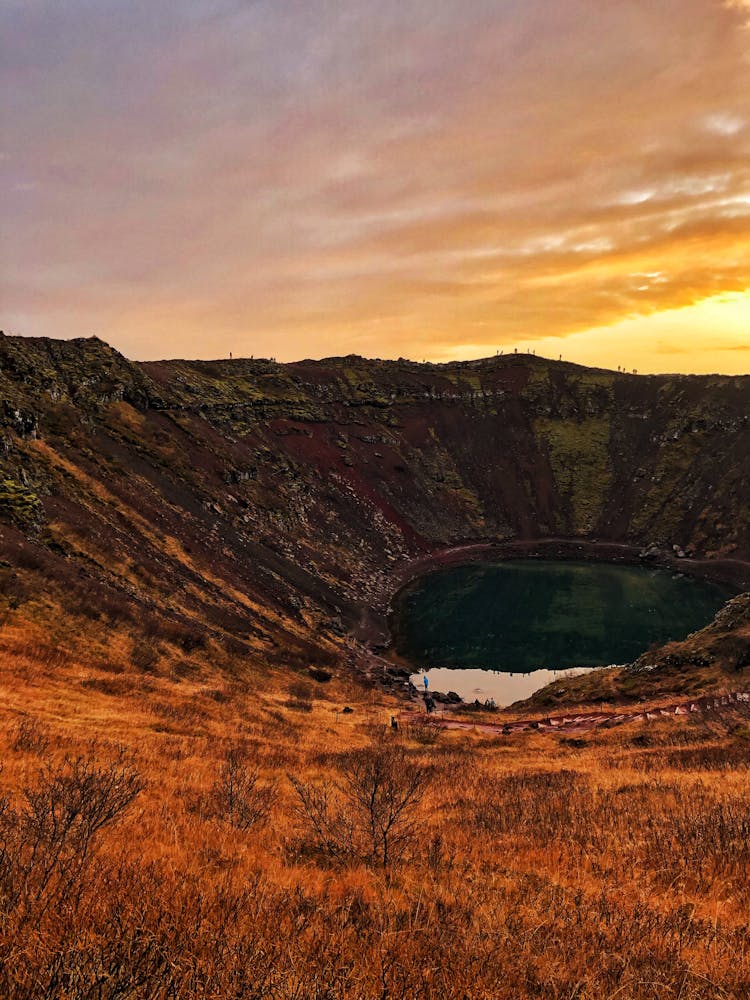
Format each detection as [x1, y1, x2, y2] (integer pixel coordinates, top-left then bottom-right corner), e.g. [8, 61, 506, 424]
[1, 332, 748, 688]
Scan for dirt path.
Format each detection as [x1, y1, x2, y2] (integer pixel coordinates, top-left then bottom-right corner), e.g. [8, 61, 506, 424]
[400, 690, 750, 736]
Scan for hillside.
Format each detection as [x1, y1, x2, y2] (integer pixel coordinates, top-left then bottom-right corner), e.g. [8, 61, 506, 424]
[1, 332, 748, 688]
[2, 334, 750, 998]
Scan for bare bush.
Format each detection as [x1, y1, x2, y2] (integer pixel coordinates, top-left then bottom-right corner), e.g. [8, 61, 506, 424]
[287, 680, 313, 701]
[289, 739, 432, 869]
[0, 750, 144, 921]
[10, 716, 50, 754]
[403, 716, 442, 745]
[282, 697, 313, 712]
[208, 747, 276, 831]
[23, 752, 143, 853]
[131, 639, 159, 672]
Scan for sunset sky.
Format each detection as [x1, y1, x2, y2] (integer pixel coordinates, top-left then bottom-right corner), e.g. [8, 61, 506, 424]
[2, 0, 749, 372]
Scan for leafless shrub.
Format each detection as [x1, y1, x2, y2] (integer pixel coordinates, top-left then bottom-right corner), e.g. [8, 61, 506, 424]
[10, 716, 50, 754]
[150, 699, 206, 725]
[289, 739, 432, 869]
[131, 639, 159, 672]
[0, 569, 28, 609]
[207, 747, 276, 831]
[172, 657, 200, 678]
[288, 679, 313, 701]
[22, 752, 144, 857]
[283, 697, 313, 712]
[142, 615, 207, 652]
[403, 716, 442, 745]
[80, 676, 135, 697]
[201, 686, 228, 703]
[0, 751, 143, 921]
[92, 656, 126, 675]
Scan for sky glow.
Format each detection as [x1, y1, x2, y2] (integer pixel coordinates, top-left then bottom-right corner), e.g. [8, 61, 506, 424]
[1, 0, 749, 371]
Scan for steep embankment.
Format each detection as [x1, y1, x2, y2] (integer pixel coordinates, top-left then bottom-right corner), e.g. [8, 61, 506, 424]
[1, 332, 748, 690]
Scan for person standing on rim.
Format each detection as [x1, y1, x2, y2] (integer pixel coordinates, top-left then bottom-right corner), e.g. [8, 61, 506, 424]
[423, 675, 429, 693]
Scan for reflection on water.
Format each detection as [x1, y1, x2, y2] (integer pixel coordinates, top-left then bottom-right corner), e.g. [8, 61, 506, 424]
[409, 665, 597, 706]
[394, 560, 734, 705]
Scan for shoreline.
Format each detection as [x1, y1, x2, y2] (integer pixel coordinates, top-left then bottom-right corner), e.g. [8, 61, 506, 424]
[352, 538, 750, 702]
[356, 537, 750, 645]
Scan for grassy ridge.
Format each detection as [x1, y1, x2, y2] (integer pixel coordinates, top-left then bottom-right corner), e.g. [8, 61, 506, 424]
[1, 627, 750, 998]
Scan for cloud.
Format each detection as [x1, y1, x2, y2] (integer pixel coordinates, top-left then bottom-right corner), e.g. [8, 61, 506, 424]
[1, 0, 749, 372]
[703, 112, 746, 136]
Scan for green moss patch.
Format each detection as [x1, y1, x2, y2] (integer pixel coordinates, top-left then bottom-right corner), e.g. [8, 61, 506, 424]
[535, 417, 613, 533]
[0, 478, 42, 527]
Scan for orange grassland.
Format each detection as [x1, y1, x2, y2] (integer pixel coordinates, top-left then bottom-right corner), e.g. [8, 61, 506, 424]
[1, 602, 749, 1000]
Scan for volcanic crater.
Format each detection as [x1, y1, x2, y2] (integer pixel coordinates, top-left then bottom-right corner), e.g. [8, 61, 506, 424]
[1, 332, 749, 706]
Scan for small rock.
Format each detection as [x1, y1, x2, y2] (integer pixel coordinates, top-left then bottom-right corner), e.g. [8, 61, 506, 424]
[639, 544, 661, 561]
[329, 616, 346, 636]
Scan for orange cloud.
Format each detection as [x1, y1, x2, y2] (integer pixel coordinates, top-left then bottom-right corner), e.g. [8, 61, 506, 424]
[1, 0, 749, 372]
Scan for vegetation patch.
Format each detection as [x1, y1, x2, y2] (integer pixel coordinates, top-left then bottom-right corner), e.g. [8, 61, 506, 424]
[0, 478, 42, 528]
[534, 416, 613, 533]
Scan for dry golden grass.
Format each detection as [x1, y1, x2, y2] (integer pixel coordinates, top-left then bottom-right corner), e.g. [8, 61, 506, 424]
[1, 610, 750, 998]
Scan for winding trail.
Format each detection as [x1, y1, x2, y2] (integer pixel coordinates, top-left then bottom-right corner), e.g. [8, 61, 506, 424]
[400, 690, 750, 736]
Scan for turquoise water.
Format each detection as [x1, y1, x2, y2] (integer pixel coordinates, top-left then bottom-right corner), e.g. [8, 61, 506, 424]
[392, 560, 733, 703]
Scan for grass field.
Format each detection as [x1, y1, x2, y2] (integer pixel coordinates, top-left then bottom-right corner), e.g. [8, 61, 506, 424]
[1, 607, 749, 999]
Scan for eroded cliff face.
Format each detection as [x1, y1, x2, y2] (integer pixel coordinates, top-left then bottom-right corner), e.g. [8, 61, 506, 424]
[1, 332, 748, 671]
